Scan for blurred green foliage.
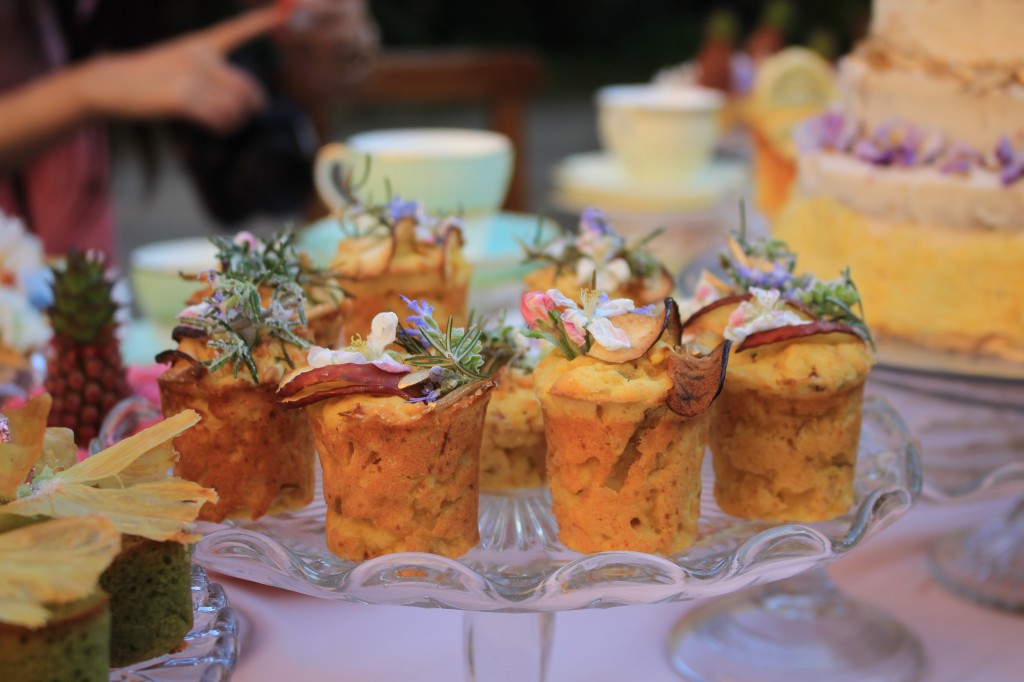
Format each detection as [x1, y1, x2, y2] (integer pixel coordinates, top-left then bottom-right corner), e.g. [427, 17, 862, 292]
[368, 0, 871, 93]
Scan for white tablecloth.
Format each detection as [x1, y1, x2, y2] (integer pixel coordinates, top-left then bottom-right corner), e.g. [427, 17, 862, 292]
[210, 378, 1024, 682]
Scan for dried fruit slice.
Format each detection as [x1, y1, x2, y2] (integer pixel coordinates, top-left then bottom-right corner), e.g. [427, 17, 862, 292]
[277, 363, 412, 407]
[331, 235, 396, 278]
[586, 299, 678, 364]
[666, 341, 731, 417]
[0, 393, 51, 501]
[736, 320, 862, 352]
[0, 515, 120, 627]
[441, 226, 464, 282]
[644, 266, 676, 302]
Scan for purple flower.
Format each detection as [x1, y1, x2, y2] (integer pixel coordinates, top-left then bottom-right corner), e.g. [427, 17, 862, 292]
[401, 295, 434, 329]
[388, 196, 421, 222]
[0, 414, 10, 444]
[854, 138, 895, 166]
[939, 144, 980, 176]
[994, 136, 1024, 185]
[895, 125, 924, 167]
[580, 207, 612, 236]
[428, 365, 448, 382]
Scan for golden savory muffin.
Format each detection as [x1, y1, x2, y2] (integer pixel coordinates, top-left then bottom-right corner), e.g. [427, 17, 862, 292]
[479, 364, 547, 490]
[680, 229, 876, 522]
[521, 207, 674, 306]
[158, 230, 317, 522]
[329, 197, 471, 340]
[524, 288, 728, 555]
[278, 302, 501, 561]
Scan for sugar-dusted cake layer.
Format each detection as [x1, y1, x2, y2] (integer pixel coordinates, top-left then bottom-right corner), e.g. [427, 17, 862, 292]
[775, 194, 1024, 362]
[840, 54, 1024, 151]
[798, 151, 1024, 231]
[873, 0, 1024, 66]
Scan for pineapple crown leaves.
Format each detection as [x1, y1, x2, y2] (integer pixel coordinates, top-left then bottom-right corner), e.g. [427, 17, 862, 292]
[720, 203, 874, 348]
[47, 250, 120, 344]
[177, 230, 312, 383]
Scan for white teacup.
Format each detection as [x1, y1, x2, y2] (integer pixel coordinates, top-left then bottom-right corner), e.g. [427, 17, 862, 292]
[314, 128, 514, 217]
[596, 84, 724, 187]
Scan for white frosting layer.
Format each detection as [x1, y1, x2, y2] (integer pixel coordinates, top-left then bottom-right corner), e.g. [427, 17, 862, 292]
[798, 151, 1024, 231]
[873, 0, 1024, 66]
[841, 55, 1024, 150]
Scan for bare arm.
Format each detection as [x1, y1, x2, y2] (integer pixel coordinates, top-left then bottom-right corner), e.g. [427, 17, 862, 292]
[0, 6, 283, 178]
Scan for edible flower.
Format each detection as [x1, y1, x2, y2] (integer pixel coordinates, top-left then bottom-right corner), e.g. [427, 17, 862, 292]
[307, 312, 411, 374]
[0, 413, 9, 444]
[521, 287, 648, 359]
[724, 288, 804, 343]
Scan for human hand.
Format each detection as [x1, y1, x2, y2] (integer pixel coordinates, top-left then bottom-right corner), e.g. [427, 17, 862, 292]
[76, 7, 286, 134]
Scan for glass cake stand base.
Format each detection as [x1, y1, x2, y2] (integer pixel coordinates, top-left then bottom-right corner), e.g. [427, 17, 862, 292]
[929, 497, 1024, 613]
[667, 567, 924, 682]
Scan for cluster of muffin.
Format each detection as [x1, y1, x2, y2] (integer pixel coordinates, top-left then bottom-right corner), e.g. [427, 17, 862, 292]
[153, 198, 875, 564]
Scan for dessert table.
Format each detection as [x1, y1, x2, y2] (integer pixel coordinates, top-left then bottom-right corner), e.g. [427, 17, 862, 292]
[213, 494, 1024, 682]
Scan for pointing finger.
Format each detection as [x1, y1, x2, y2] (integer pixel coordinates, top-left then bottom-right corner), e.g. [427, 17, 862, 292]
[198, 6, 283, 55]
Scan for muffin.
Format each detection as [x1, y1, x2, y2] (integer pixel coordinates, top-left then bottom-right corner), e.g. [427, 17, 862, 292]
[681, 229, 875, 521]
[1, 407, 216, 665]
[475, 321, 550, 491]
[157, 231, 318, 522]
[524, 288, 729, 555]
[278, 301, 499, 561]
[329, 197, 471, 340]
[522, 207, 674, 306]
[0, 515, 121, 682]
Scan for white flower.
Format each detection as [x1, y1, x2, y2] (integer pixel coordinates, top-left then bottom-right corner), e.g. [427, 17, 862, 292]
[0, 288, 51, 353]
[573, 209, 630, 291]
[724, 288, 804, 342]
[549, 288, 637, 351]
[307, 311, 411, 373]
[0, 210, 45, 291]
[678, 271, 726, 319]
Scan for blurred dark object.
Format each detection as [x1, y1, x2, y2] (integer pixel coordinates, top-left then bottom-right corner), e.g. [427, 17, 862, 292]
[696, 8, 739, 92]
[173, 96, 319, 225]
[746, 0, 794, 62]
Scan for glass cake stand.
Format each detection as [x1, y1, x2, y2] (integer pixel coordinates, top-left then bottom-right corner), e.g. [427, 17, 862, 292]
[868, 353, 1024, 615]
[188, 396, 921, 680]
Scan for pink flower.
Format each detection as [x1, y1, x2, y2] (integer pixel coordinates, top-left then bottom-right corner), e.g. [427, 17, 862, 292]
[520, 291, 554, 328]
[562, 317, 586, 346]
[233, 231, 258, 250]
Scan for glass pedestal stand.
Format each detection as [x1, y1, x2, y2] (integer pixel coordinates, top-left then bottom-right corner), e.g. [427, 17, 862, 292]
[930, 494, 1024, 613]
[667, 567, 924, 682]
[189, 398, 920, 682]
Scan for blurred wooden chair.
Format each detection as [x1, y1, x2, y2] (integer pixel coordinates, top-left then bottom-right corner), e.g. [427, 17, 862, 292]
[346, 47, 546, 212]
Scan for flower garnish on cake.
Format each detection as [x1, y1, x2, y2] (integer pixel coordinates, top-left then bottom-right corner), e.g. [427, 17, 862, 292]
[522, 207, 674, 305]
[278, 296, 494, 407]
[326, 188, 471, 339]
[681, 218, 874, 351]
[165, 230, 313, 385]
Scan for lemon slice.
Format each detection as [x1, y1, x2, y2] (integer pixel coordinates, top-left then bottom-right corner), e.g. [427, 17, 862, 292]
[0, 515, 120, 628]
[751, 47, 837, 157]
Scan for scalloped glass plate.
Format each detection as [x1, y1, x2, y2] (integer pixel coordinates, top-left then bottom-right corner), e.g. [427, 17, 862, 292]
[109, 565, 238, 682]
[192, 396, 920, 612]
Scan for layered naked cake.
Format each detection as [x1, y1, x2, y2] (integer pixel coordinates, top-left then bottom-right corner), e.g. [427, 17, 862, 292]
[775, 0, 1024, 362]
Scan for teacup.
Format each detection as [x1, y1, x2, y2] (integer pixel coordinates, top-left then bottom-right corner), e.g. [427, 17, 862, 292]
[596, 84, 723, 187]
[314, 128, 514, 217]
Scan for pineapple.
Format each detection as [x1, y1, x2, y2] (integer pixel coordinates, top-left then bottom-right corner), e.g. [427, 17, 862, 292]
[44, 251, 130, 445]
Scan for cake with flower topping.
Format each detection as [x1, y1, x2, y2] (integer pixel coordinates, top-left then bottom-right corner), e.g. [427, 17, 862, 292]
[524, 287, 729, 555]
[0, 515, 120, 682]
[522, 207, 675, 306]
[0, 401, 216, 666]
[157, 230, 317, 522]
[775, 0, 1024, 362]
[328, 193, 470, 341]
[277, 298, 498, 561]
[681, 228, 875, 522]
